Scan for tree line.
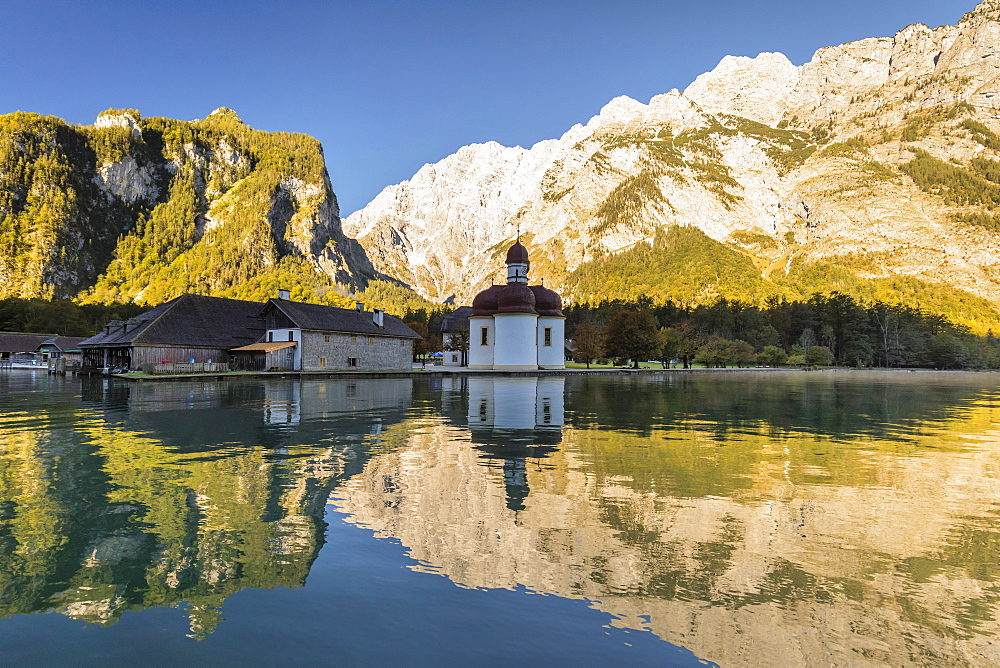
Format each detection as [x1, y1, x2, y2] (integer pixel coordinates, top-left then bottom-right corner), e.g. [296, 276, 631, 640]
[564, 293, 1000, 370]
[9, 290, 998, 370]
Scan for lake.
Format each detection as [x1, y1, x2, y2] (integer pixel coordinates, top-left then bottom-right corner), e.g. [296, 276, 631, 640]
[1, 370, 999, 665]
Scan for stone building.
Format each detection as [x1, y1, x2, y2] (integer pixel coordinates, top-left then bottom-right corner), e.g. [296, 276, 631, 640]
[236, 295, 420, 372]
[467, 242, 565, 370]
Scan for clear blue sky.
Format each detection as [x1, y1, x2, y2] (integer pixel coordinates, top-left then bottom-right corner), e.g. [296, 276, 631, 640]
[1, 0, 977, 215]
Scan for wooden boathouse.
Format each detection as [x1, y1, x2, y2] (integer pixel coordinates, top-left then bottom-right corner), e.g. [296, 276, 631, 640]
[79, 294, 265, 373]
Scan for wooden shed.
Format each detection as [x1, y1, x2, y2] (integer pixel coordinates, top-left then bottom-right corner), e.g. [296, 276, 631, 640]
[229, 341, 297, 372]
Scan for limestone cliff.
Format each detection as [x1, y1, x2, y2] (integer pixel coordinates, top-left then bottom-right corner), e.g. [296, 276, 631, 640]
[0, 107, 373, 303]
[343, 1, 1000, 323]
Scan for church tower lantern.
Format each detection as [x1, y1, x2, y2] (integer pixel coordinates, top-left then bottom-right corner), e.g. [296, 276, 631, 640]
[506, 241, 530, 284]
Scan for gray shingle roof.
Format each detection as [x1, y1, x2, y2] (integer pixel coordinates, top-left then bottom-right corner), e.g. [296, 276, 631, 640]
[37, 336, 88, 352]
[0, 332, 60, 354]
[266, 299, 421, 339]
[440, 306, 472, 332]
[80, 295, 265, 349]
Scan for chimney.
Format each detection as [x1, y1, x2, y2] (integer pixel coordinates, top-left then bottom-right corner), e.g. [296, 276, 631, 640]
[372, 308, 384, 327]
[278, 289, 290, 301]
[355, 302, 364, 312]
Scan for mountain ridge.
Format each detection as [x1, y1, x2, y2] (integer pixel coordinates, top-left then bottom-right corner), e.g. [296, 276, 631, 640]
[343, 0, 1000, 331]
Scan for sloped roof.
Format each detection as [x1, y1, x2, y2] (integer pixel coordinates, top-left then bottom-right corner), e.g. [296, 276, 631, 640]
[80, 294, 265, 349]
[265, 299, 421, 339]
[0, 332, 60, 354]
[441, 306, 472, 332]
[37, 336, 88, 352]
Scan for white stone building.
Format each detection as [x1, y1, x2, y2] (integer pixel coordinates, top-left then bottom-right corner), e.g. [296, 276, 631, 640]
[467, 242, 565, 370]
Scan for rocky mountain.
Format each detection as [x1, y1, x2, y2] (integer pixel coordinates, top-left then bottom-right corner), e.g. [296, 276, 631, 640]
[0, 107, 373, 305]
[344, 0, 1000, 330]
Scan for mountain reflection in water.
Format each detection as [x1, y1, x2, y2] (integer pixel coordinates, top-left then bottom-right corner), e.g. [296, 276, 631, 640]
[2, 371, 1000, 665]
[334, 371, 1000, 666]
[0, 375, 416, 638]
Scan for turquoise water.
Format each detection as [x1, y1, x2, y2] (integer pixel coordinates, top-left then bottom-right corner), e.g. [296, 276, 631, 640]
[1, 370, 999, 665]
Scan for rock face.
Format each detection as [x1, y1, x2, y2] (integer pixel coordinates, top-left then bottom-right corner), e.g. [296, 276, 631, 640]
[0, 107, 372, 302]
[343, 0, 1000, 317]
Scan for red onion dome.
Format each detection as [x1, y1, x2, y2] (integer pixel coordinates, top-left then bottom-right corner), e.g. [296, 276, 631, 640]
[529, 285, 563, 317]
[497, 283, 537, 314]
[471, 285, 504, 316]
[506, 241, 530, 265]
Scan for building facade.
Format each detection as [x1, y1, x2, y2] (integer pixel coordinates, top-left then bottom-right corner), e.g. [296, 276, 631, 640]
[440, 306, 472, 366]
[467, 242, 565, 370]
[236, 297, 420, 372]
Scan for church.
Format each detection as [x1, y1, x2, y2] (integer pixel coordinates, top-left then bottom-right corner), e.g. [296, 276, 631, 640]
[467, 241, 565, 370]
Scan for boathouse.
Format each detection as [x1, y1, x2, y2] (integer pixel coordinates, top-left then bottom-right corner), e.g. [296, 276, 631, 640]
[79, 294, 265, 372]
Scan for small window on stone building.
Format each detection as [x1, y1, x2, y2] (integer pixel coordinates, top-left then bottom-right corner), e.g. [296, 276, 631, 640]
[348, 357, 360, 368]
[544, 327, 552, 347]
[481, 327, 489, 346]
[319, 357, 327, 368]
[352, 335, 357, 343]
[369, 337, 374, 344]
[324, 334, 330, 342]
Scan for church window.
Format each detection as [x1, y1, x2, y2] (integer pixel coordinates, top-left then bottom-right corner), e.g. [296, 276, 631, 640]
[480, 327, 489, 346]
[544, 327, 552, 346]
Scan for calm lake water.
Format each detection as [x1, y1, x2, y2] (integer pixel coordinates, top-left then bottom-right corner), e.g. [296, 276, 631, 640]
[1, 370, 999, 665]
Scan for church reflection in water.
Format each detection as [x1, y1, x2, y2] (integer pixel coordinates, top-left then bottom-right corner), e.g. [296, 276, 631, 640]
[7, 372, 1000, 665]
[463, 377, 564, 511]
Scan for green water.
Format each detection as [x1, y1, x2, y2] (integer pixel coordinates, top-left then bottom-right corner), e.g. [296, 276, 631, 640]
[1, 370, 999, 665]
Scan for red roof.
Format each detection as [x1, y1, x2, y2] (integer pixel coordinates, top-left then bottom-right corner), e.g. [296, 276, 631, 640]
[497, 283, 536, 314]
[505, 241, 529, 265]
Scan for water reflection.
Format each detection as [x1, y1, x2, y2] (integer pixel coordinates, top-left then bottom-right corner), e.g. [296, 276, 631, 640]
[462, 377, 565, 510]
[0, 375, 416, 637]
[3, 371, 1000, 664]
[335, 372, 1000, 666]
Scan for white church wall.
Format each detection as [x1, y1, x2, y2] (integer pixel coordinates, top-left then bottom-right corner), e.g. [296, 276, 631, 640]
[493, 314, 539, 370]
[468, 317, 495, 369]
[536, 317, 565, 369]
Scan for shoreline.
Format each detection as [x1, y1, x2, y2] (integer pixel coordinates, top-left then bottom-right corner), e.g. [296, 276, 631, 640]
[83, 366, 1000, 382]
